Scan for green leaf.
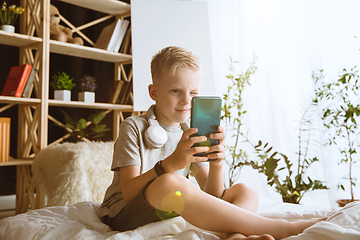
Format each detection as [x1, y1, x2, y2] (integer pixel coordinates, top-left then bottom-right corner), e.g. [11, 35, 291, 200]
[77, 118, 88, 130]
[91, 124, 110, 133]
[255, 140, 262, 148]
[65, 123, 75, 130]
[88, 112, 106, 124]
[265, 147, 273, 153]
[60, 109, 76, 129]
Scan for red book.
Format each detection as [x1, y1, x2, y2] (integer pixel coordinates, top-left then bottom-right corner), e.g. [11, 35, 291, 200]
[1, 64, 33, 97]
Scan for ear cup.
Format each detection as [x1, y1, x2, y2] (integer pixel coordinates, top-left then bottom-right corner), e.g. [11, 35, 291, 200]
[145, 119, 168, 148]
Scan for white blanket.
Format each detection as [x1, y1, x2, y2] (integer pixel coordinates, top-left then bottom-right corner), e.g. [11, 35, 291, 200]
[0, 201, 359, 240]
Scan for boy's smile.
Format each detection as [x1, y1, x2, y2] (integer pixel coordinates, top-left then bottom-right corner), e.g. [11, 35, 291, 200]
[148, 67, 202, 127]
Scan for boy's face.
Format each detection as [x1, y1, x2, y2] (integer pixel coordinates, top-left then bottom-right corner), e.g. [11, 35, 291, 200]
[149, 67, 201, 127]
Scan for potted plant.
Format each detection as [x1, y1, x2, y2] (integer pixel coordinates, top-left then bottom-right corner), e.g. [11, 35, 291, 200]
[222, 56, 257, 187]
[222, 56, 328, 203]
[246, 105, 329, 204]
[51, 71, 75, 101]
[0, 1, 25, 33]
[314, 67, 360, 207]
[78, 75, 97, 103]
[59, 109, 110, 142]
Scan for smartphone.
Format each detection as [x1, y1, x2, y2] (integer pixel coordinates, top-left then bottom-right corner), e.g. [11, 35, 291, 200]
[190, 96, 222, 161]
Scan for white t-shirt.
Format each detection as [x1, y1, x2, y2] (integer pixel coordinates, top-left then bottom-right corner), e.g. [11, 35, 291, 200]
[100, 106, 206, 218]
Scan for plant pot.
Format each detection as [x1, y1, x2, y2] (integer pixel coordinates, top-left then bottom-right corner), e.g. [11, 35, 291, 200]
[0, 117, 11, 162]
[78, 91, 95, 103]
[54, 90, 71, 101]
[282, 195, 300, 204]
[336, 199, 359, 207]
[1, 25, 15, 33]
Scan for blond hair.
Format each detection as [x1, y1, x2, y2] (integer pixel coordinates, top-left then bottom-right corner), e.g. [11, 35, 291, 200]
[151, 46, 201, 84]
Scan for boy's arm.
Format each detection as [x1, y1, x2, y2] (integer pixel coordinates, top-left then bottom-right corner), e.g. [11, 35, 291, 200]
[195, 161, 224, 197]
[161, 128, 210, 173]
[194, 126, 226, 197]
[120, 165, 158, 203]
[120, 128, 210, 203]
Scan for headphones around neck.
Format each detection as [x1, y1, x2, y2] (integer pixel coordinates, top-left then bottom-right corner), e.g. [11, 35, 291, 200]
[144, 105, 189, 148]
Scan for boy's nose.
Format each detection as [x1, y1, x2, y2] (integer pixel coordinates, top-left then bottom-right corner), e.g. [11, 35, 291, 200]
[182, 94, 192, 105]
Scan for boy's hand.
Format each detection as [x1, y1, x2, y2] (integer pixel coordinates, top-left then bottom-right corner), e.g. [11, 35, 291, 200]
[162, 128, 209, 173]
[207, 126, 226, 165]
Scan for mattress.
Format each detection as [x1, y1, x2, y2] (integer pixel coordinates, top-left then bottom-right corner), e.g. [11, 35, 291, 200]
[0, 201, 359, 240]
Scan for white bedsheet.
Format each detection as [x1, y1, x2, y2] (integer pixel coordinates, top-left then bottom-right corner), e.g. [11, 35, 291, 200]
[0, 201, 359, 240]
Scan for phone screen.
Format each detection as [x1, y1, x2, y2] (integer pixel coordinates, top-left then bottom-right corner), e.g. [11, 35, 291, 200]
[190, 96, 222, 161]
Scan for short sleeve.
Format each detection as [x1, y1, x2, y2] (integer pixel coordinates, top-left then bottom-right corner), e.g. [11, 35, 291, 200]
[111, 118, 142, 171]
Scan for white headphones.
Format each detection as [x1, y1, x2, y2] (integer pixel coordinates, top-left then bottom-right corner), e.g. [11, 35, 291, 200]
[145, 105, 189, 148]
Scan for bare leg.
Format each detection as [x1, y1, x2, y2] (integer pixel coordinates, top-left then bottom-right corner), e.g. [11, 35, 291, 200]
[221, 183, 259, 213]
[145, 173, 322, 240]
[221, 184, 274, 240]
[225, 234, 274, 240]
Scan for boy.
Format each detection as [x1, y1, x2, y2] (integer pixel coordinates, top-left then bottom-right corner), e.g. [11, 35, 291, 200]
[100, 46, 323, 240]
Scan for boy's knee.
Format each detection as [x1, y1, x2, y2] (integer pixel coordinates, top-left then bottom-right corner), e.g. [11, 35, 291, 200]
[149, 173, 188, 194]
[145, 173, 190, 212]
[231, 183, 258, 198]
[158, 173, 187, 187]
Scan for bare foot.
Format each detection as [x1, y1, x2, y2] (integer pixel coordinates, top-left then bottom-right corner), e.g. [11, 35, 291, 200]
[288, 217, 327, 237]
[224, 217, 327, 240]
[224, 233, 275, 240]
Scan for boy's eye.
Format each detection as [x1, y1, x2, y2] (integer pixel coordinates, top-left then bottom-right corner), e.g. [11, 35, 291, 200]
[172, 89, 180, 93]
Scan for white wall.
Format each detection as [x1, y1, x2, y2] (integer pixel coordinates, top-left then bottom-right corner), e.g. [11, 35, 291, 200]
[132, 0, 360, 207]
[131, 0, 215, 111]
[206, 0, 360, 207]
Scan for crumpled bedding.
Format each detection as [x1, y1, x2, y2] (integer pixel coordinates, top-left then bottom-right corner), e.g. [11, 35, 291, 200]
[0, 201, 359, 240]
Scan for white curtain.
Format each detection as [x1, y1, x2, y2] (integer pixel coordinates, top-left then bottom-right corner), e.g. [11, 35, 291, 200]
[201, 0, 360, 207]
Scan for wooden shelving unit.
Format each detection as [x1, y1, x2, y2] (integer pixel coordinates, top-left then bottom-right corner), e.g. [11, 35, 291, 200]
[0, 96, 41, 105]
[59, 0, 131, 15]
[48, 100, 133, 110]
[0, 0, 133, 213]
[50, 40, 132, 63]
[0, 31, 42, 47]
[0, 158, 34, 167]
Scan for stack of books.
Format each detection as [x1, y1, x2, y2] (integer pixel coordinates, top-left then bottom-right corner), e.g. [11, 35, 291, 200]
[94, 19, 130, 53]
[1, 64, 37, 98]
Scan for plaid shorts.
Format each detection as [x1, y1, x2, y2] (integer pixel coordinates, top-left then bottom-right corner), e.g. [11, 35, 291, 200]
[102, 179, 178, 232]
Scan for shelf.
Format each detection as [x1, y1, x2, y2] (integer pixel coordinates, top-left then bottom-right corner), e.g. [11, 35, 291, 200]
[58, 0, 131, 16]
[0, 31, 42, 48]
[48, 99, 133, 111]
[0, 0, 134, 215]
[0, 158, 33, 166]
[50, 40, 132, 63]
[0, 96, 41, 105]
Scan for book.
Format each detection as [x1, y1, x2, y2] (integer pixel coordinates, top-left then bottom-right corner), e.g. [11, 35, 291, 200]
[94, 19, 123, 51]
[117, 79, 132, 104]
[120, 27, 132, 54]
[113, 20, 130, 53]
[1, 64, 33, 97]
[108, 80, 125, 104]
[21, 68, 37, 98]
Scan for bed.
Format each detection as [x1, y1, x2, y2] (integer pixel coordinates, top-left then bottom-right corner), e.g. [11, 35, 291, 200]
[0, 200, 359, 240]
[2, 142, 359, 239]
